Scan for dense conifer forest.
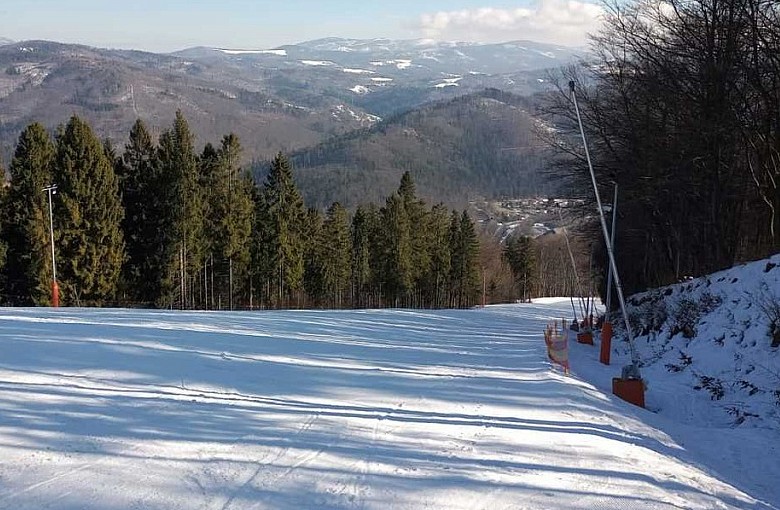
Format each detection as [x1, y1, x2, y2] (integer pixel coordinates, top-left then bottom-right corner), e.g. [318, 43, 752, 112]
[0, 113, 504, 309]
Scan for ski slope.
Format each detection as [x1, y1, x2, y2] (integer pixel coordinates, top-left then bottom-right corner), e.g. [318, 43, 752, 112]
[0, 303, 775, 509]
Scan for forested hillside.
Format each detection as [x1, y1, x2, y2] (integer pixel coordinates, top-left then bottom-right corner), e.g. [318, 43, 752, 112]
[276, 90, 552, 209]
[0, 113, 491, 310]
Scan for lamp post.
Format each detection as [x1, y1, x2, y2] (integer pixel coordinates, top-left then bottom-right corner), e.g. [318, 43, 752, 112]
[42, 184, 59, 307]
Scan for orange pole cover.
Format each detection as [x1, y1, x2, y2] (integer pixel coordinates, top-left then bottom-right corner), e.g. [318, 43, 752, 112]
[600, 321, 612, 364]
[52, 281, 60, 308]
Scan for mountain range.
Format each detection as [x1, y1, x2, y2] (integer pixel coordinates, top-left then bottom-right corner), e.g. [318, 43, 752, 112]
[0, 36, 579, 204]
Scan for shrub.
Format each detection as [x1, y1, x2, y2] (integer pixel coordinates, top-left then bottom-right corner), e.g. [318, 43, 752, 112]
[693, 374, 725, 400]
[670, 297, 700, 339]
[750, 285, 780, 348]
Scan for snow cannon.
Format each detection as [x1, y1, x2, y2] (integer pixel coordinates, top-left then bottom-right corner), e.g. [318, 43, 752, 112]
[612, 363, 644, 408]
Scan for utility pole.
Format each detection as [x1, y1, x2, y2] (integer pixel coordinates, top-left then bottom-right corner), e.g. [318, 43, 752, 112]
[43, 184, 59, 307]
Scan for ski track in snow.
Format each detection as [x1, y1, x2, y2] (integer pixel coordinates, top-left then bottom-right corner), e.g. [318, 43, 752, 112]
[0, 304, 776, 509]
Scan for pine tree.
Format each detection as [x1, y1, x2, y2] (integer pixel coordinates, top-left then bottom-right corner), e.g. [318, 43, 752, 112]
[0, 173, 8, 297]
[503, 235, 536, 302]
[351, 205, 372, 307]
[397, 172, 430, 306]
[199, 142, 220, 309]
[53, 116, 125, 305]
[449, 210, 480, 308]
[380, 193, 413, 306]
[320, 202, 351, 308]
[303, 207, 325, 304]
[157, 110, 204, 309]
[117, 119, 164, 305]
[219, 135, 253, 310]
[424, 203, 452, 308]
[257, 152, 306, 308]
[3, 123, 55, 305]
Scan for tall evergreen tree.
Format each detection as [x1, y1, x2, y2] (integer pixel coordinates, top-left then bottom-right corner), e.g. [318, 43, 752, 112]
[0, 171, 8, 297]
[157, 110, 204, 308]
[117, 119, 163, 305]
[53, 116, 125, 305]
[424, 203, 452, 308]
[199, 142, 220, 309]
[303, 207, 325, 304]
[504, 234, 536, 302]
[3, 123, 54, 305]
[397, 172, 430, 306]
[319, 202, 351, 308]
[201, 135, 254, 309]
[219, 135, 253, 310]
[449, 210, 480, 308]
[257, 152, 306, 307]
[350, 205, 373, 307]
[380, 193, 413, 306]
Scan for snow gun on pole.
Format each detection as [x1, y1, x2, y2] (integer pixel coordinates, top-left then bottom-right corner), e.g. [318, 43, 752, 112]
[569, 81, 641, 382]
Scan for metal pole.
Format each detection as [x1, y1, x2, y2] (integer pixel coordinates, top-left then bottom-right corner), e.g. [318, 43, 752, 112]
[43, 184, 58, 307]
[606, 184, 618, 314]
[569, 81, 640, 377]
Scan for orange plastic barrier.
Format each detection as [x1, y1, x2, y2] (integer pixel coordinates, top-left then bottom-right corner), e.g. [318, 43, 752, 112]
[576, 330, 594, 345]
[544, 321, 570, 374]
[612, 377, 645, 408]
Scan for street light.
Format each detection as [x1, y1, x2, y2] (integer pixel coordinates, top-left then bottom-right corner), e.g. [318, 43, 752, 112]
[42, 184, 59, 307]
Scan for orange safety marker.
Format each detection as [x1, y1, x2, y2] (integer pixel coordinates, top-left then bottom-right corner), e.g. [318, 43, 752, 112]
[576, 330, 594, 345]
[600, 321, 612, 364]
[612, 377, 645, 408]
[52, 281, 60, 308]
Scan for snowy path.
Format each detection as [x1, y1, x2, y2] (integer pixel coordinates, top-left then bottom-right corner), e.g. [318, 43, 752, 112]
[0, 303, 775, 509]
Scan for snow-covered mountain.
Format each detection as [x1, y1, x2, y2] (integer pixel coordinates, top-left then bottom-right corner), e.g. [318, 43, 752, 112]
[179, 37, 582, 83]
[0, 37, 13, 46]
[0, 36, 576, 169]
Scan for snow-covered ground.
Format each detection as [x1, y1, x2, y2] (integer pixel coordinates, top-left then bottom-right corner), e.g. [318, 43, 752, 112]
[0, 301, 777, 509]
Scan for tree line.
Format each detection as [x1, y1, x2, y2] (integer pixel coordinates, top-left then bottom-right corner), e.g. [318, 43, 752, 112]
[0, 111, 485, 309]
[542, 0, 780, 296]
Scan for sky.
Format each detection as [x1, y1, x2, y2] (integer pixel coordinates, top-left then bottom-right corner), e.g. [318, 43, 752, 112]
[0, 0, 604, 52]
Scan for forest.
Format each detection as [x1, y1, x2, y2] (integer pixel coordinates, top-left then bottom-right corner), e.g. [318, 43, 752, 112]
[543, 0, 780, 296]
[0, 112, 516, 310]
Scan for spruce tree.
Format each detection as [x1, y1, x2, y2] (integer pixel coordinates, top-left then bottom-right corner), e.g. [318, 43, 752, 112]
[380, 193, 413, 306]
[53, 116, 125, 305]
[449, 210, 480, 308]
[303, 207, 325, 304]
[199, 143, 220, 308]
[0, 173, 8, 297]
[257, 152, 306, 307]
[424, 204, 452, 308]
[504, 235, 536, 302]
[397, 172, 430, 306]
[219, 135, 253, 310]
[351, 205, 372, 307]
[3, 123, 54, 305]
[320, 202, 351, 308]
[117, 119, 164, 305]
[157, 110, 204, 309]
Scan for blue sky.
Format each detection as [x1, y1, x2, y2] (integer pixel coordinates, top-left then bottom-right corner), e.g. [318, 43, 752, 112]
[0, 0, 604, 52]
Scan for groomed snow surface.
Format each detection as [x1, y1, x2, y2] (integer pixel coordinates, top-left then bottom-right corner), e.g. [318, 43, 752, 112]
[0, 301, 777, 509]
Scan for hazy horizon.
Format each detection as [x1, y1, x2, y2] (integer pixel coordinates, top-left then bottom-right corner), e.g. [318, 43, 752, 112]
[0, 0, 603, 53]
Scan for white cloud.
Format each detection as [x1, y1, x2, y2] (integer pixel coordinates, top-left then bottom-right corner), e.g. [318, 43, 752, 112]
[418, 1, 604, 47]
